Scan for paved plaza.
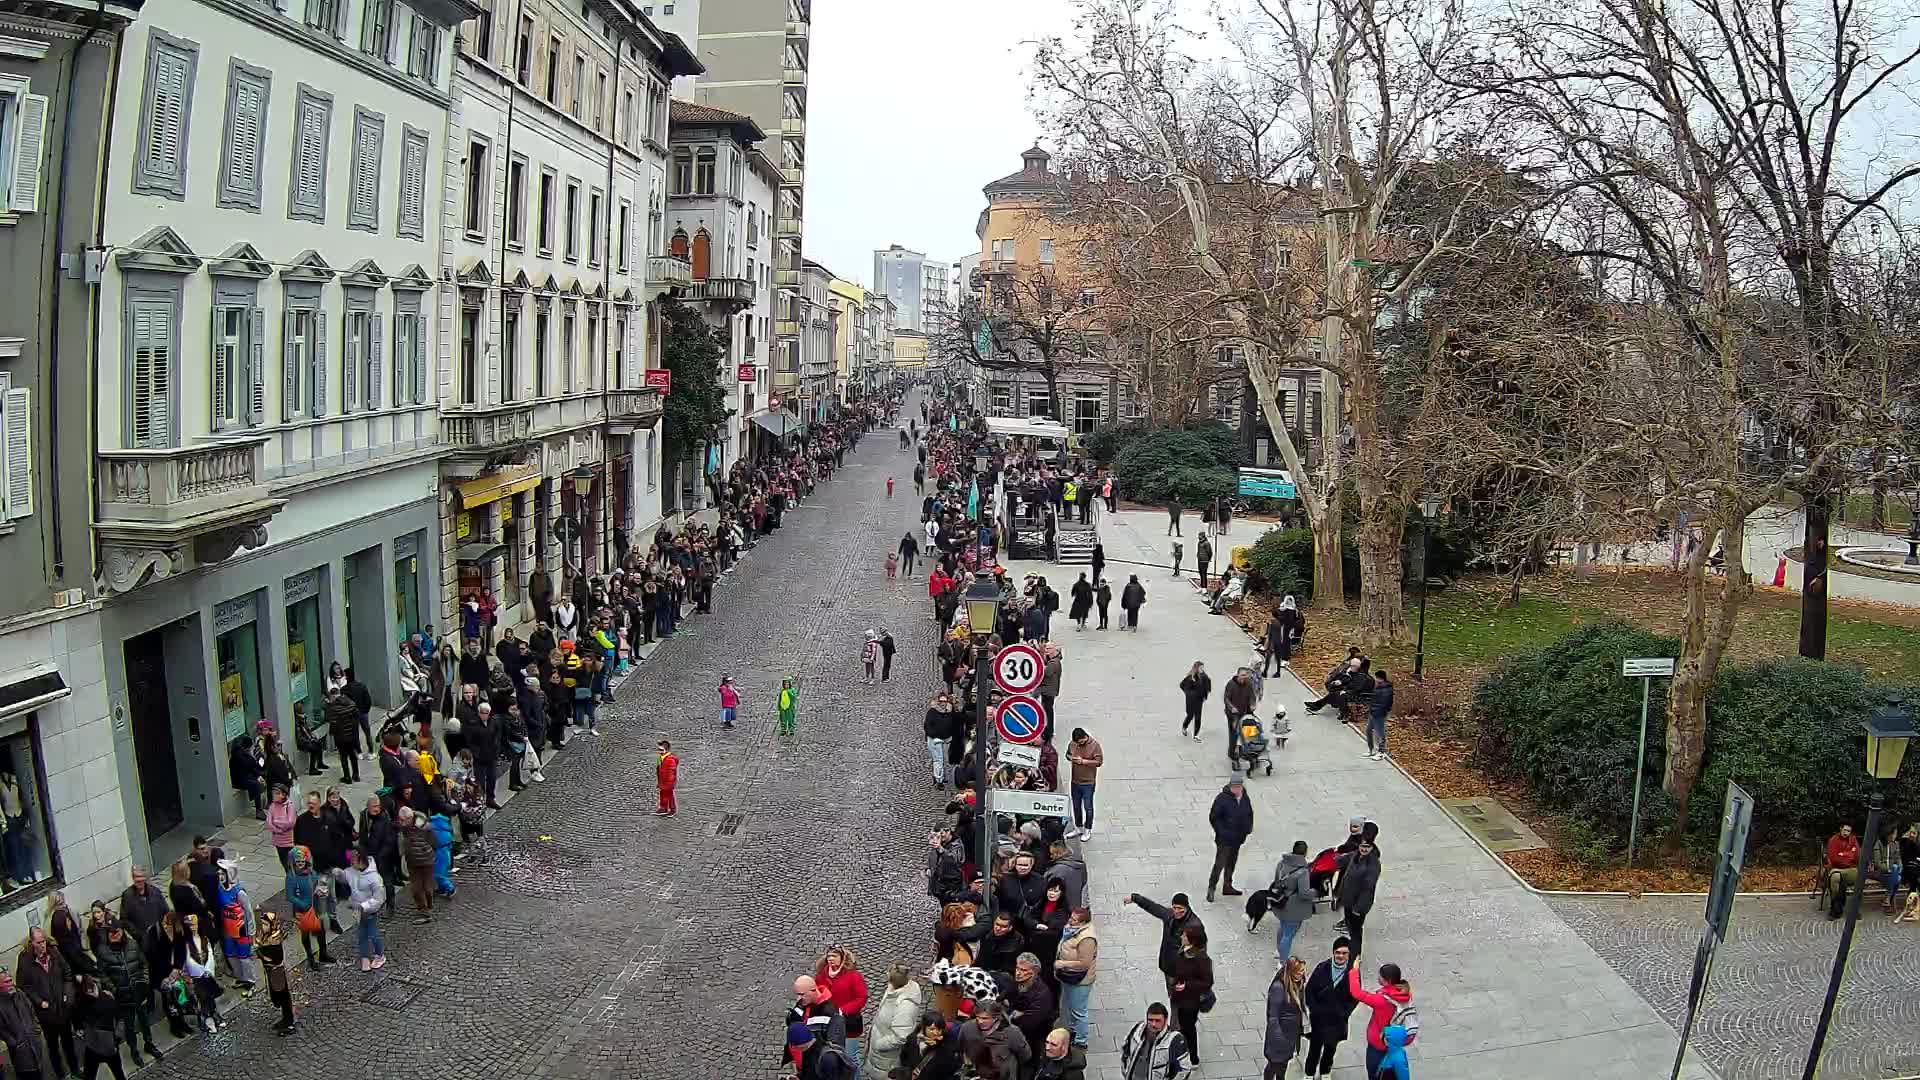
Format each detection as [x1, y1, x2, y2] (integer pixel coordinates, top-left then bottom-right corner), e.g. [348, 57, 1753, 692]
[128, 446, 1734, 1080]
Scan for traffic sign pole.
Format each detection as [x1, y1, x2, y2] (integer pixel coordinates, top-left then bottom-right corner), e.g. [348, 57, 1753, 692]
[1623, 657, 1676, 866]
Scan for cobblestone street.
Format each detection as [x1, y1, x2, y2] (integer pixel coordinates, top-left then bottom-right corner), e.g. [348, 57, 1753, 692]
[139, 427, 944, 1080]
[1550, 892, 1920, 1080]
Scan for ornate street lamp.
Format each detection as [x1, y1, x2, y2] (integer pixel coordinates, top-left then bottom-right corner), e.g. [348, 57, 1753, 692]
[964, 577, 1003, 916]
[1413, 494, 1446, 680]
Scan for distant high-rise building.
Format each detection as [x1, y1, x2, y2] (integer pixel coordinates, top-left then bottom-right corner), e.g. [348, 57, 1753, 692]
[873, 245, 951, 335]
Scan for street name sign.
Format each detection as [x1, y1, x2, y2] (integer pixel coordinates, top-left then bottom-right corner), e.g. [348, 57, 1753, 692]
[991, 788, 1070, 819]
[1623, 657, 1677, 677]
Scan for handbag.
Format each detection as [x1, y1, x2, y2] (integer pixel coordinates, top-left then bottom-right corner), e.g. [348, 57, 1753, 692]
[1198, 989, 1217, 1013]
[295, 907, 322, 935]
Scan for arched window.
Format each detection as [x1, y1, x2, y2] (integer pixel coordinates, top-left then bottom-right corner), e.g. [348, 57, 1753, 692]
[690, 229, 711, 280]
[669, 229, 689, 259]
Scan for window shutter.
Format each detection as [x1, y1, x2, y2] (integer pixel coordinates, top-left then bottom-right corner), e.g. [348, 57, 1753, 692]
[2, 386, 28, 520]
[249, 306, 267, 424]
[391, 312, 405, 405]
[295, 98, 326, 213]
[400, 132, 426, 236]
[9, 94, 48, 213]
[311, 311, 328, 416]
[352, 118, 380, 226]
[151, 52, 188, 183]
[343, 315, 358, 409]
[130, 303, 173, 448]
[209, 307, 229, 430]
[282, 310, 299, 418]
[367, 315, 383, 409]
[229, 80, 263, 197]
[412, 316, 427, 404]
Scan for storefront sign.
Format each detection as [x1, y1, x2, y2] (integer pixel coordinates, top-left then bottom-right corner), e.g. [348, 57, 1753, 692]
[499, 499, 514, 524]
[220, 673, 246, 741]
[284, 569, 322, 606]
[212, 595, 257, 634]
[287, 641, 308, 707]
[456, 512, 473, 541]
[737, 364, 756, 384]
[645, 369, 672, 394]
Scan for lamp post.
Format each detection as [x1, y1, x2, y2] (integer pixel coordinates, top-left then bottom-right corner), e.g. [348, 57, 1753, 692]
[1803, 701, 1916, 1079]
[963, 578, 1003, 917]
[1413, 495, 1445, 680]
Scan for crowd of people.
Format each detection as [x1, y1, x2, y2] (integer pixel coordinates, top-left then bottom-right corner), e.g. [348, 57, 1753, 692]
[769, 394, 1419, 1080]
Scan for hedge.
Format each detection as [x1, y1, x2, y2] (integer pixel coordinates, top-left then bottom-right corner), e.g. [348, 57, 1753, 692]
[1473, 621, 1920, 854]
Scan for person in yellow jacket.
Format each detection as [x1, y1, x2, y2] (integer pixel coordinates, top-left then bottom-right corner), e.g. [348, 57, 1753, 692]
[777, 676, 798, 736]
[560, 641, 597, 735]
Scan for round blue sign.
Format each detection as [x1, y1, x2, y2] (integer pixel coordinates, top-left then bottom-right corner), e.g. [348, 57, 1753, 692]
[995, 694, 1046, 745]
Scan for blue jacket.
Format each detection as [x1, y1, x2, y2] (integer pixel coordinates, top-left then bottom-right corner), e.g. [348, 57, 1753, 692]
[1370, 680, 1394, 720]
[429, 813, 456, 874]
[1380, 1025, 1411, 1079]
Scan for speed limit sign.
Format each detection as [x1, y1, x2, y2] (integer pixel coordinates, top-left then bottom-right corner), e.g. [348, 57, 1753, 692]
[992, 643, 1046, 695]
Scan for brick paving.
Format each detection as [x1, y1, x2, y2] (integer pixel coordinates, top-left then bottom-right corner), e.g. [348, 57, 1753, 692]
[1549, 892, 1920, 1080]
[136, 412, 945, 1080]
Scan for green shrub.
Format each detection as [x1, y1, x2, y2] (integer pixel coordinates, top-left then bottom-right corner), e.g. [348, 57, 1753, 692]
[1474, 621, 1920, 851]
[1248, 527, 1316, 600]
[1086, 423, 1148, 466]
[1113, 432, 1226, 504]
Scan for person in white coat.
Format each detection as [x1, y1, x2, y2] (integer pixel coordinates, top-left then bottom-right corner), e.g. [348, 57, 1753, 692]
[332, 850, 387, 971]
[862, 963, 924, 1080]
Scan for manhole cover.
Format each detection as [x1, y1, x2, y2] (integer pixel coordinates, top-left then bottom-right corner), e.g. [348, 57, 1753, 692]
[716, 813, 745, 837]
[360, 977, 427, 1010]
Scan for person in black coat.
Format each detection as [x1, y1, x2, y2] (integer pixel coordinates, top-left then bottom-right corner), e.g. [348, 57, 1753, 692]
[1303, 938, 1360, 1078]
[1122, 892, 1204, 982]
[1179, 662, 1213, 739]
[228, 736, 265, 819]
[1068, 575, 1094, 630]
[1206, 778, 1254, 901]
[359, 795, 402, 910]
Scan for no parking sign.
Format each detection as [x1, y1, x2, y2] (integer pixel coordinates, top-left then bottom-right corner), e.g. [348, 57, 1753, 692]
[994, 694, 1045, 745]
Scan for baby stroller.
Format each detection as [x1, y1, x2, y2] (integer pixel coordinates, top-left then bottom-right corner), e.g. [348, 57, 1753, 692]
[1234, 714, 1276, 777]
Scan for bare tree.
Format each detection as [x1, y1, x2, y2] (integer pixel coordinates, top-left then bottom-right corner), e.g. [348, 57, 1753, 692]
[931, 268, 1101, 420]
[1035, 0, 1505, 640]
[1458, 0, 1915, 830]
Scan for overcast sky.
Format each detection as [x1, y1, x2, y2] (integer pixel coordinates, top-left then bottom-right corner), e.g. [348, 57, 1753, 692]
[801, 0, 1074, 290]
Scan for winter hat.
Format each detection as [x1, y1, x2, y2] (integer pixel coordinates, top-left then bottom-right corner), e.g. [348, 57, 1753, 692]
[1349, 816, 1365, 829]
[786, 1022, 813, 1047]
[1171, 892, 1192, 907]
[1332, 935, 1353, 953]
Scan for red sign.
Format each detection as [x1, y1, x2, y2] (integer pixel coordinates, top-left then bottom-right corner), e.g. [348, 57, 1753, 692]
[737, 364, 756, 384]
[644, 369, 671, 394]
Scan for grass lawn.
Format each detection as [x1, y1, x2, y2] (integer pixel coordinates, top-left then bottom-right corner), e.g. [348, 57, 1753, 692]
[1235, 568, 1920, 891]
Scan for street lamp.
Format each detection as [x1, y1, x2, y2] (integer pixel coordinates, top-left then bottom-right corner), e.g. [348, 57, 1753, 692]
[570, 465, 595, 497]
[964, 577, 1003, 917]
[1413, 494, 1445, 680]
[1803, 701, 1917, 1079]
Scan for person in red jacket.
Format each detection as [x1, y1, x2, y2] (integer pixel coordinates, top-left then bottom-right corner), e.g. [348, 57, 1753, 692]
[654, 739, 677, 817]
[814, 945, 870, 1061]
[1826, 822, 1861, 918]
[1347, 962, 1411, 1078]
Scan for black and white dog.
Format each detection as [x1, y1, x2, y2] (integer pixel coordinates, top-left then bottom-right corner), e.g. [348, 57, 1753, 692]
[1244, 886, 1278, 931]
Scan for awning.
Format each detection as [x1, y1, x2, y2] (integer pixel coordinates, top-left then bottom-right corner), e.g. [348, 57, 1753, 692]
[454, 542, 508, 564]
[0, 663, 69, 730]
[753, 412, 798, 437]
[454, 465, 543, 509]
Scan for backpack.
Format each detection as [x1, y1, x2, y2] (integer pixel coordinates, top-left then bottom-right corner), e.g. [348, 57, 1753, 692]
[814, 1043, 857, 1079]
[1390, 1002, 1421, 1044]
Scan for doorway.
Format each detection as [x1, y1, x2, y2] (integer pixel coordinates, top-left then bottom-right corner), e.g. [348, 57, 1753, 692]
[124, 630, 183, 841]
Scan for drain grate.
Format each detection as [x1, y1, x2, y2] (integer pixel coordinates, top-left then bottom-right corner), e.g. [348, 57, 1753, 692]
[716, 813, 746, 837]
[359, 977, 427, 1010]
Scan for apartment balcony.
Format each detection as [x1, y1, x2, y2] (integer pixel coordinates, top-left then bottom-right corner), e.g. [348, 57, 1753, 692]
[95, 437, 285, 594]
[693, 276, 756, 309]
[604, 387, 664, 435]
[776, 215, 802, 238]
[645, 254, 693, 302]
[772, 369, 800, 391]
[774, 268, 801, 288]
[780, 167, 802, 189]
[441, 401, 538, 453]
[776, 319, 802, 338]
[783, 66, 807, 87]
[781, 116, 805, 139]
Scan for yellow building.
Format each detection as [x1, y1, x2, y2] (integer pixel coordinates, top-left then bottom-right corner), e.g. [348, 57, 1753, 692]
[893, 331, 929, 369]
[829, 277, 869, 403]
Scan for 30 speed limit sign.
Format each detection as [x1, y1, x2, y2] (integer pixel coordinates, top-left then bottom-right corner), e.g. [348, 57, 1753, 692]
[992, 643, 1046, 695]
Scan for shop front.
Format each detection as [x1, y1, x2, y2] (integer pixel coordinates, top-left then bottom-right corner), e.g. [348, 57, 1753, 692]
[102, 494, 440, 870]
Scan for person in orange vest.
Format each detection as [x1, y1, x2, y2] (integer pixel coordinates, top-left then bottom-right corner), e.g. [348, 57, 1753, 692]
[655, 739, 678, 817]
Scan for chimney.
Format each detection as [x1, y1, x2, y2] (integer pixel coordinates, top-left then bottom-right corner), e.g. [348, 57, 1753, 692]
[1021, 145, 1052, 175]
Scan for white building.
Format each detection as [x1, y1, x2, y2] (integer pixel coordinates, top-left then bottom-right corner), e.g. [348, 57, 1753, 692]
[665, 100, 778, 477]
[437, 0, 698, 628]
[91, 0, 477, 865]
[872, 244, 950, 336]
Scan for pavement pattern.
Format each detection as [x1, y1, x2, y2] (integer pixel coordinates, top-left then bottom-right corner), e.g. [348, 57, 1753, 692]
[138, 412, 948, 1080]
[1549, 892, 1920, 1080]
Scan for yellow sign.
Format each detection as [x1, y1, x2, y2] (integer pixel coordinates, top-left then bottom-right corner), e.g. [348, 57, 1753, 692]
[221, 673, 246, 741]
[456, 512, 472, 541]
[499, 499, 513, 524]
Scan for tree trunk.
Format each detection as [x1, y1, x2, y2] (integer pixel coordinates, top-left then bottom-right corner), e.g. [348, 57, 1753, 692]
[1663, 514, 1750, 844]
[1241, 351, 1346, 610]
[1800, 485, 1831, 660]
[1355, 512, 1407, 646]
[1312, 498, 1346, 609]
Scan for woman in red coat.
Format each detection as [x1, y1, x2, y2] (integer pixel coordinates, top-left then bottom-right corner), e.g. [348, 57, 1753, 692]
[815, 945, 870, 1060]
[654, 740, 677, 816]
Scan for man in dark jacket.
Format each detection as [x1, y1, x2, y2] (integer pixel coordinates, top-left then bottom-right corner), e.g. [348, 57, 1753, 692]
[1222, 668, 1259, 762]
[1303, 938, 1360, 1077]
[1006, 953, 1057, 1056]
[527, 621, 557, 665]
[16, 928, 77, 1077]
[94, 920, 160, 1064]
[457, 638, 490, 691]
[379, 729, 410, 792]
[324, 687, 361, 783]
[1334, 839, 1382, 958]
[359, 794, 402, 910]
[467, 702, 501, 807]
[291, 792, 349, 934]
[974, 912, 1027, 975]
[0, 970, 48, 1079]
[494, 629, 525, 679]
[1366, 669, 1395, 761]
[1123, 892, 1203, 983]
[1206, 778, 1254, 901]
[117, 865, 170, 944]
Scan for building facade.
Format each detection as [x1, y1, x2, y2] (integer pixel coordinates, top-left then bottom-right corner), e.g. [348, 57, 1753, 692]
[437, 0, 697, 632]
[687, 0, 807, 410]
[0, 0, 139, 946]
[871, 244, 949, 337]
[799, 259, 833, 422]
[665, 100, 773, 476]
[90, 0, 477, 864]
